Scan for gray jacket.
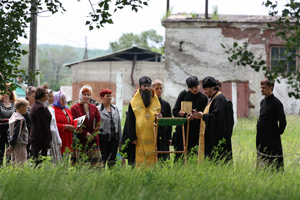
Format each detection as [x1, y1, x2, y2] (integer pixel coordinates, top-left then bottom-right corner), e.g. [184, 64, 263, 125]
[97, 104, 122, 142]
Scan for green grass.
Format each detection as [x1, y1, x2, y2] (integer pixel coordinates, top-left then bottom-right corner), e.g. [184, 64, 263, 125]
[1, 115, 300, 199]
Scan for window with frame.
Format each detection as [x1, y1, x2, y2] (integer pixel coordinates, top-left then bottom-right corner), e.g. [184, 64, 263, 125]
[270, 46, 296, 72]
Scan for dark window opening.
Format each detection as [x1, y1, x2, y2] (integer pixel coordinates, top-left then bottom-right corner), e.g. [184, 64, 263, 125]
[270, 47, 296, 72]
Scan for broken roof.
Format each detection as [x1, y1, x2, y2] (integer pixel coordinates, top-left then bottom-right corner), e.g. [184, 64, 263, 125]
[162, 13, 286, 25]
[65, 46, 162, 68]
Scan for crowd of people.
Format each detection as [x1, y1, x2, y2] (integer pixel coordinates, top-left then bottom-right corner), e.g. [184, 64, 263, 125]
[0, 75, 287, 171]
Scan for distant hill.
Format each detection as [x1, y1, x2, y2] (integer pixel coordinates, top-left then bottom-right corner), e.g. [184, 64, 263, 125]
[19, 44, 111, 90]
[21, 43, 111, 62]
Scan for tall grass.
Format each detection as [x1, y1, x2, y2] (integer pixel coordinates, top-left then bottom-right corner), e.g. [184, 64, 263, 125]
[1, 116, 300, 199]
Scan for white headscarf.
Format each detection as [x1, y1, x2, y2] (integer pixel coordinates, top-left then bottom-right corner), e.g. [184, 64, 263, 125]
[79, 85, 92, 103]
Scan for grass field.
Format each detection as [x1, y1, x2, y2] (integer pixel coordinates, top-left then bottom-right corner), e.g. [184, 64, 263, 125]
[1, 115, 300, 199]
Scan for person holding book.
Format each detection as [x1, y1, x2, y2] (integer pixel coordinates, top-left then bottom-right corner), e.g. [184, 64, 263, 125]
[152, 79, 172, 161]
[7, 98, 29, 165]
[193, 76, 233, 163]
[52, 91, 75, 155]
[122, 76, 161, 167]
[70, 85, 102, 166]
[172, 76, 208, 162]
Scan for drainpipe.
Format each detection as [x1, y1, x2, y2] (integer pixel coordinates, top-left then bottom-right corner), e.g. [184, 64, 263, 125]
[205, 0, 209, 19]
[167, 0, 169, 14]
[131, 53, 137, 86]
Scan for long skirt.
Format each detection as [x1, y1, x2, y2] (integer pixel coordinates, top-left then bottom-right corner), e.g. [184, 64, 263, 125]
[11, 145, 27, 165]
[49, 132, 62, 164]
[72, 145, 102, 167]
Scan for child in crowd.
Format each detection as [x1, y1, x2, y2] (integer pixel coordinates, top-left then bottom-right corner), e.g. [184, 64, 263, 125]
[7, 99, 29, 164]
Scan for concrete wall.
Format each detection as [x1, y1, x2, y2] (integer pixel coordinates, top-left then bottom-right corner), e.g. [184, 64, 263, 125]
[71, 61, 165, 104]
[163, 21, 300, 116]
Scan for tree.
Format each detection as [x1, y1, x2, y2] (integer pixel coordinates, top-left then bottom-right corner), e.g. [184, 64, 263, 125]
[0, 0, 148, 94]
[45, 46, 77, 85]
[109, 29, 164, 53]
[223, 0, 300, 98]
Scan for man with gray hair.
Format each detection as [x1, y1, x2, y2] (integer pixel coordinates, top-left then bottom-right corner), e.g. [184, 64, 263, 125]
[152, 79, 172, 161]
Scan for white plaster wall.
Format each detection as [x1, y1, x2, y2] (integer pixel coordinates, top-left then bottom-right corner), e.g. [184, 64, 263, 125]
[71, 61, 165, 103]
[164, 26, 299, 116]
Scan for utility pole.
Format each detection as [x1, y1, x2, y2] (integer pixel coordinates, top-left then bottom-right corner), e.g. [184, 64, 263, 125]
[28, 0, 38, 87]
[83, 36, 88, 60]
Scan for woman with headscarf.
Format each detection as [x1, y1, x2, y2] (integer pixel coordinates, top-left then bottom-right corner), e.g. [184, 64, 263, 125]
[0, 83, 17, 164]
[45, 89, 62, 164]
[52, 91, 75, 155]
[97, 89, 121, 167]
[29, 85, 52, 166]
[70, 85, 102, 166]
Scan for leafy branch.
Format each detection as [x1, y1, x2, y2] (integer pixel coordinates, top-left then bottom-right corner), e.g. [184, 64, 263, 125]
[222, 0, 300, 99]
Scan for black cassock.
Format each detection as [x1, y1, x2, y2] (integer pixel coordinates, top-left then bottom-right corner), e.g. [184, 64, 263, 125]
[256, 94, 286, 170]
[157, 97, 172, 160]
[173, 90, 208, 161]
[203, 93, 233, 162]
[121, 103, 137, 165]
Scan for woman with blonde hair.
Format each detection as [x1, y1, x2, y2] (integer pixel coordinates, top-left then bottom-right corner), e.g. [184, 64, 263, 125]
[70, 85, 102, 166]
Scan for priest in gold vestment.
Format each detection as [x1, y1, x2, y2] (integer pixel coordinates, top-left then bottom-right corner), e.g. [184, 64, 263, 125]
[121, 76, 161, 167]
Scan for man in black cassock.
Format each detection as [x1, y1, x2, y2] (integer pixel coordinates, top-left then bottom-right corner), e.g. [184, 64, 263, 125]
[152, 79, 172, 161]
[193, 76, 233, 162]
[256, 78, 286, 171]
[173, 76, 208, 162]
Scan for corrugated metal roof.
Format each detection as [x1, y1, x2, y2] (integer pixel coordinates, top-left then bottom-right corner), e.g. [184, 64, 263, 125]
[65, 46, 162, 68]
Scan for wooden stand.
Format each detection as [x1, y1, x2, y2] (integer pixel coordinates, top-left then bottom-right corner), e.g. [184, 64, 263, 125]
[154, 117, 190, 164]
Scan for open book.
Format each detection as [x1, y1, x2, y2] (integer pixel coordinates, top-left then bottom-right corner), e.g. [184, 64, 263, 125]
[73, 115, 86, 128]
[181, 101, 192, 114]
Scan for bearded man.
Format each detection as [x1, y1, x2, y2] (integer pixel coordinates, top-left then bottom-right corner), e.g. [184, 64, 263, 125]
[121, 76, 161, 167]
[193, 76, 233, 163]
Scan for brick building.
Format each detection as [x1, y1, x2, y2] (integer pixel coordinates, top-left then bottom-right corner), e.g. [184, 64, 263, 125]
[162, 14, 299, 117]
[65, 47, 164, 104]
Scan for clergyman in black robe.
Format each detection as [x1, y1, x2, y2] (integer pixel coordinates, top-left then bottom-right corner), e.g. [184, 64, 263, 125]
[173, 76, 208, 162]
[256, 78, 286, 171]
[193, 76, 233, 162]
[152, 79, 172, 161]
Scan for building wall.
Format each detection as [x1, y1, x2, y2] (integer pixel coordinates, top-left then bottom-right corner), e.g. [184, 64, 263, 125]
[163, 21, 300, 116]
[71, 61, 165, 104]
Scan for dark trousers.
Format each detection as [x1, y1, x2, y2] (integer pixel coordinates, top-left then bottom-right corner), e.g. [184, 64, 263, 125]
[99, 139, 119, 167]
[31, 140, 47, 166]
[0, 125, 9, 164]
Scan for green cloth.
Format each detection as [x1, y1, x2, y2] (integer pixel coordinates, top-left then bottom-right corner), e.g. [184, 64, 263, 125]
[156, 118, 188, 126]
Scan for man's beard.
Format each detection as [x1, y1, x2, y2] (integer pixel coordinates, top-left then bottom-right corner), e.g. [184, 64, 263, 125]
[140, 89, 152, 108]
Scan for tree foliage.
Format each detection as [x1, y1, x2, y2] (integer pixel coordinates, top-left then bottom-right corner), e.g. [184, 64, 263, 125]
[223, 0, 300, 99]
[0, 0, 148, 94]
[109, 29, 164, 53]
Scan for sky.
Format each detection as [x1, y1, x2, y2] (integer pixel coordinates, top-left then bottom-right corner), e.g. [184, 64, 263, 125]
[19, 0, 288, 50]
